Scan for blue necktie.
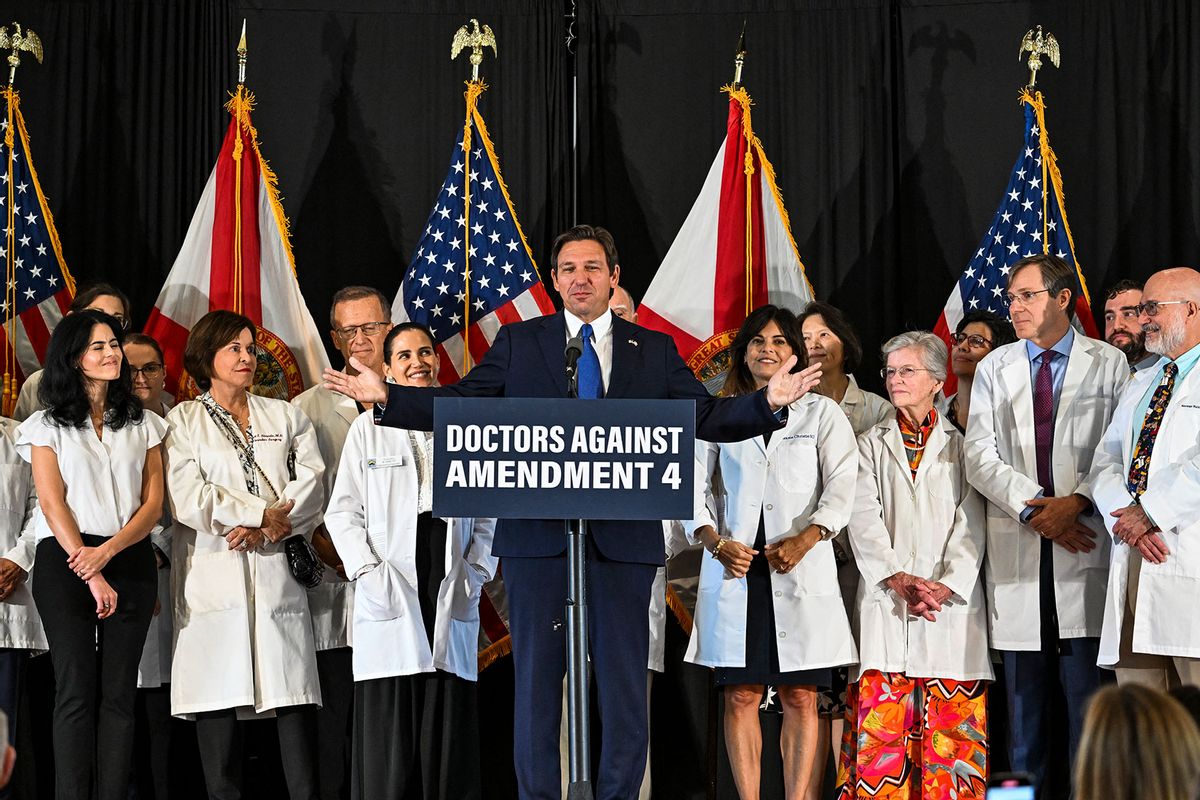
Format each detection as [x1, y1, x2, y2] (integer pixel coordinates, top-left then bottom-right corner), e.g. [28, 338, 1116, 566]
[577, 323, 602, 399]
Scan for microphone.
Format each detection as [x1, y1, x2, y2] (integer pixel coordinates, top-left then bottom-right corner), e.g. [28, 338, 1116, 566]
[564, 335, 584, 379]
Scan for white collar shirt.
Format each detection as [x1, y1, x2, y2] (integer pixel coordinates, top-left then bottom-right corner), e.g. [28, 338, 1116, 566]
[15, 409, 167, 541]
[563, 308, 615, 390]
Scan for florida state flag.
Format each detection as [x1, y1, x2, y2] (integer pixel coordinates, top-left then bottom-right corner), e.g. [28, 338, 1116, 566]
[144, 86, 328, 400]
[639, 86, 814, 385]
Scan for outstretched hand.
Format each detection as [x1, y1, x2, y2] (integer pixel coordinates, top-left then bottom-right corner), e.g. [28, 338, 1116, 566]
[765, 357, 823, 411]
[323, 357, 388, 405]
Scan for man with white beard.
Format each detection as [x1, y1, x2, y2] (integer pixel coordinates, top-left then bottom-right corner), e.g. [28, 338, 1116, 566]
[1090, 267, 1200, 687]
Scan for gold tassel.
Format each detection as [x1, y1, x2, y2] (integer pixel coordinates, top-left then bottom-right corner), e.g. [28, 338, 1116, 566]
[666, 584, 693, 635]
[478, 634, 512, 673]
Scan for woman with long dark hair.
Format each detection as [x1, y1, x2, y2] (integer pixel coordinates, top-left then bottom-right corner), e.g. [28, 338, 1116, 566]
[16, 309, 165, 800]
[686, 305, 858, 799]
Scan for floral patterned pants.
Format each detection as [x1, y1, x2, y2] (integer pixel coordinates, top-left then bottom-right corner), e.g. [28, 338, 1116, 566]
[836, 670, 988, 800]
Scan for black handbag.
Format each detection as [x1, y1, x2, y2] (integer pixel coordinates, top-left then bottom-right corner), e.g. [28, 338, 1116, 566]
[284, 536, 324, 589]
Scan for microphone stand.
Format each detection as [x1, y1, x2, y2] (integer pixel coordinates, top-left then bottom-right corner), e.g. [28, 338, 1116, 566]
[564, 350, 593, 800]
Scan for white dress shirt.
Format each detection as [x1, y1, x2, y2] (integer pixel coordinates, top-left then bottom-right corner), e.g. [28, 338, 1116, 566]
[16, 409, 168, 541]
[564, 309, 614, 390]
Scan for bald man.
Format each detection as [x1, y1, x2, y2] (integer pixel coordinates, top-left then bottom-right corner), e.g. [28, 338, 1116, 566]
[1091, 267, 1200, 687]
[609, 285, 638, 324]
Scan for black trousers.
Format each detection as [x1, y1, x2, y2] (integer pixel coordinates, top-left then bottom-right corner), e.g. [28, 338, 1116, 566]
[33, 534, 156, 800]
[315, 647, 353, 800]
[351, 672, 480, 800]
[194, 705, 319, 800]
[132, 686, 173, 800]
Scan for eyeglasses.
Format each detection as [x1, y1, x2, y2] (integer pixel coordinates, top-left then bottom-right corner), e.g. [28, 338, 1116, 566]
[880, 366, 935, 380]
[129, 363, 164, 379]
[333, 321, 390, 340]
[1134, 300, 1191, 318]
[1002, 288, 1052, 308]
[950, 332, 993, 349]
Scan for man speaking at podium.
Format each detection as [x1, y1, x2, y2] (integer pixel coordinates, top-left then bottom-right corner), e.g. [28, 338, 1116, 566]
[324, 225, 821, 800]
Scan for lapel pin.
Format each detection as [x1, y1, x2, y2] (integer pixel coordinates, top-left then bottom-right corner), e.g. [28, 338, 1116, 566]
[628, 339, 639, 347]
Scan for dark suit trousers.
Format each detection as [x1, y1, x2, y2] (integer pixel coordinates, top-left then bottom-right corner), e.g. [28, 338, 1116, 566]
[1000, 538, 1111, 796]
[33, 535, 156, 800]
[504, 543, 656, 800]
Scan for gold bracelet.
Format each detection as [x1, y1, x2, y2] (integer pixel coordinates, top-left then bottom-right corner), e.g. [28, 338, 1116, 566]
[711, 538, 728, 559]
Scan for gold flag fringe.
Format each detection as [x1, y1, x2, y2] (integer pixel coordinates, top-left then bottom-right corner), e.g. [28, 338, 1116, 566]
[1021, 89, 1093, 308]
[666, 584, 693, 635]
[720, 86, 816, 302]
[224, 87, 299, 278]
[478, 634, 512, 673]
[2, 86, 77, 417]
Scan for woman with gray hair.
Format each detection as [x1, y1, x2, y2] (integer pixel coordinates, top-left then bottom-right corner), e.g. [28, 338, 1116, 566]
[836, 332, 992, 800]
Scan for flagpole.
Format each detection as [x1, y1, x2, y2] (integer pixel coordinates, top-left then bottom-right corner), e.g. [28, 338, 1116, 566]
[230, 21, 249, 315]
[3, 87, 15, 416]
[461, 91, 474, 374]
[451, 20, 497, 375]
[725, 28, 758, 318]
[2, 22, 45, 416]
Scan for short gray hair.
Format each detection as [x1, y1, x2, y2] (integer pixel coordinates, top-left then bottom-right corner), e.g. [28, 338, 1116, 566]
[329, 286, 390, 328]
[880, 331, 948, 382]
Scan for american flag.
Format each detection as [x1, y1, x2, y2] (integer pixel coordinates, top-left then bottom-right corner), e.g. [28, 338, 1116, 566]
[1, 86, 76, 412]
[392, 86, 554, 383]
[934, 89, 1097, 394]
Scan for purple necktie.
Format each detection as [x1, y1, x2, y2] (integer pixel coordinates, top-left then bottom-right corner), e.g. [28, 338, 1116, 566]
[1034, 351, 1056, 495]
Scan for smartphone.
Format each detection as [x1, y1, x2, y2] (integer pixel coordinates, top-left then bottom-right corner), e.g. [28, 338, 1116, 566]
[987, 772, 1036, 800]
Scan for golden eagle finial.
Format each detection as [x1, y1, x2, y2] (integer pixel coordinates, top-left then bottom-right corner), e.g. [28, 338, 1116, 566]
[1018, 25, 1060, 90]
[451, 19, 497, 82]
[1, 22, 44, 86]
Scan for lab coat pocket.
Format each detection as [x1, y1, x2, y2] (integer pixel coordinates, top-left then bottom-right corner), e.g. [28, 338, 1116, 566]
[183, 551, 247, 614]
[356, 562, 405, 622]
[779, 438, 819, 496]
[0, 465, 26, 514]
[985, 514, 1021, 582]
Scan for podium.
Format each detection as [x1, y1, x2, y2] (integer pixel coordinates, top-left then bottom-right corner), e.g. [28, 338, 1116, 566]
[433, 397, 695, 799]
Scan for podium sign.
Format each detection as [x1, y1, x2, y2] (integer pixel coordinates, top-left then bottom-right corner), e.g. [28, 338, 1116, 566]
[432, 397, 695, 520]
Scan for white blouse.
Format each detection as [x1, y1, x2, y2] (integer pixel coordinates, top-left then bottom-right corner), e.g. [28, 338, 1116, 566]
[16, 409, 167, 542]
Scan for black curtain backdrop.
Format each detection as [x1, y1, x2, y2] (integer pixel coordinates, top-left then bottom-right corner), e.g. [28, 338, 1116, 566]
[6, 0, 1199, 381]
[578, 0, 1200, 391]
[4, 1, 1200, 798]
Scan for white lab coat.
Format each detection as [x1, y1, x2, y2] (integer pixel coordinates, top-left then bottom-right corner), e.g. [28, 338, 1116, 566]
[12, 370, 41, 422]
[849, 415, 991, 681]
[0, 418, 46, 652]
[1090, 362, 1200, 665]
[165, 395, 325, 718]
[324, 413, 497, 682]
[964, 336, 1128, 649]
[839, 375, 894, 436]
[138, 398, 174, 689]
[834, 376, 894, 615]
[649, 521, 692, 673]
[684, 393, 858, 671]
[291, 385, 357, 651]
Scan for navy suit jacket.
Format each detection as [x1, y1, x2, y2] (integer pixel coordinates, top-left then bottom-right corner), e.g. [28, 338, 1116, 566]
[380, 312, 783, 565]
